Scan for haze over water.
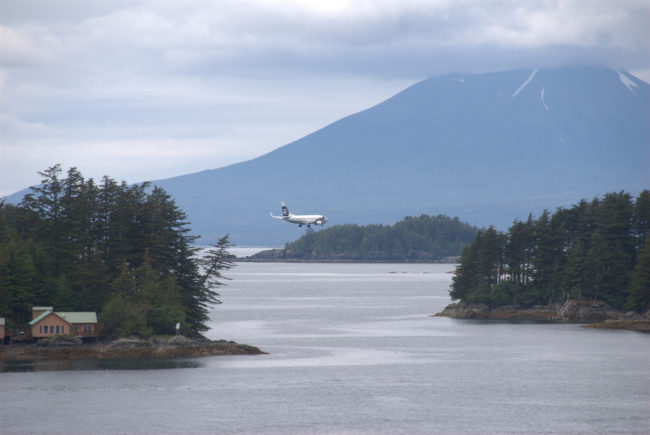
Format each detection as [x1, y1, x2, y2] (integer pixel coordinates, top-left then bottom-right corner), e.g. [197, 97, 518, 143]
[1, 262, 648, 434]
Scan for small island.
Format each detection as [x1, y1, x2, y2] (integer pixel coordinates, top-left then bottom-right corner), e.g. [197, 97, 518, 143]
[435, 191, 650, 331]
[0, 166, 265, 358]
[243, 214, 476, 263]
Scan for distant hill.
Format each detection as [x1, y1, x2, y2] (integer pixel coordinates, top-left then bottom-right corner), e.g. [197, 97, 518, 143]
[6, 66, 649, 246]
[247, 214, 478, 262]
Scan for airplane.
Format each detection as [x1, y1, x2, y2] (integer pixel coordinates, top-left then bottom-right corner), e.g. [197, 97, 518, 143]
[270, 202, 328, 228]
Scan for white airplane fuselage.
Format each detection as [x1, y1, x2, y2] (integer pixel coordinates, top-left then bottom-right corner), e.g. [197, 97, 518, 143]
[270, 202, 328, 227]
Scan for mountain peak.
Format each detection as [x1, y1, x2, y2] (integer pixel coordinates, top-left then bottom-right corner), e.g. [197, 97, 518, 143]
[8, 66, 648, 246]
[149, 65, 648, 245]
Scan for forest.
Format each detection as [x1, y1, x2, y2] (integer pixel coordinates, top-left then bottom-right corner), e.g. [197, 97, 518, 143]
[450, 191, 650, 312]
[277, 214, 478, 261]
[0, 165, 233, 337]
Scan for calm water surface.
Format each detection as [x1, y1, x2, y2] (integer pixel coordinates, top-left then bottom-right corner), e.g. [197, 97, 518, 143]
[1, 262, 648, 435]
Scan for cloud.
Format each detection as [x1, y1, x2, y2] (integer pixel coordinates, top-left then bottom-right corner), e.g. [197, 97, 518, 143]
[6, 0, 647, 77]
[0, 24, 61, 68]
[1, 0, 649, 196]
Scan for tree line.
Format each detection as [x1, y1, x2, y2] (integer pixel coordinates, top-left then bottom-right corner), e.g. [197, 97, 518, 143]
[0, 165, 233, 337]
[279, 214, 478, 261]
[450, 191, 650, 311]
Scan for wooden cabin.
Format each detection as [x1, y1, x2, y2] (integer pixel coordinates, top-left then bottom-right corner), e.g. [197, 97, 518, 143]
[29, 308, 99, 339]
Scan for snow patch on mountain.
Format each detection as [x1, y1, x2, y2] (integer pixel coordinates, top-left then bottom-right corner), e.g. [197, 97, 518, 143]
[512, 69, 538, 98]
[540, 87, 550, 111]
[618, 71, 638, 93]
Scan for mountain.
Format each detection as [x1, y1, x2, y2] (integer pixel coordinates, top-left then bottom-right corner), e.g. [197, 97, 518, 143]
[7, 66, 649, 246]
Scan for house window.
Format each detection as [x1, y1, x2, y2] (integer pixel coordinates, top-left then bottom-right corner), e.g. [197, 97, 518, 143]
[50, 325, 54, 334]
[84, 325, 92, 333]
[56, 325, 60, 334]
[39, 325, 43, 334]
[61, 325, 65, 334]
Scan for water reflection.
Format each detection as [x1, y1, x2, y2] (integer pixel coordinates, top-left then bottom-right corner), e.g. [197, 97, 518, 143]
[0, 358, 204, 372]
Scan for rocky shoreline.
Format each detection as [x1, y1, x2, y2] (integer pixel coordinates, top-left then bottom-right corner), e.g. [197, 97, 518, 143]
[435, 301, 650, 331]
[237, 249, 460, 263]
[0, 335, 266, 361]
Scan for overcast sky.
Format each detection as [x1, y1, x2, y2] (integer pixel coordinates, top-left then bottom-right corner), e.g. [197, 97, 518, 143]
[2, 0, 649, 197]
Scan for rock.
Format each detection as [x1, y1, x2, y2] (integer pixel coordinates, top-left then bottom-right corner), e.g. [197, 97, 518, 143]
[106, 336, 152, 349]
[166, 335, 213, 347]
[0, 336, 265, 361]
[35, 336, 83, 347]
[435, 300, 649, 330]
[583, 319, 650, 332]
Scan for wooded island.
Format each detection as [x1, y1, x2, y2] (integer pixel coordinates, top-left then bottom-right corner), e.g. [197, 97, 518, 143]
[0, 165, 234, 340]
[248, 214, 478, 262]
[448, 191, 650, 314]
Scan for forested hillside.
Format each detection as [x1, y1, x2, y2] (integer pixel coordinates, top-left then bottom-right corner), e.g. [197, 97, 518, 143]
[258, 215, 477, 261]
[0, 165, 233, 337]
[450, 191, 650, 311]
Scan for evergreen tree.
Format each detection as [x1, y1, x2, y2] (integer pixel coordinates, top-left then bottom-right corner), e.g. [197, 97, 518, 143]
[51, 274, 77, 311]
[477, 226, 506, 293]
[450, 232, 482, 302]
[21, 164, 65, 275]
[110, 260, 138, 300]
[594, 192, 635, 308]
[633, 190, 650, 251]
[504, 216, 534, 302]
[102, 259, 152, 337]
[0, 235, 40, 326]
[625, 241, 650, 312]
[78, 243, 111, 311]
[135, 251, 187, 335]
[59, 167, 89, 270]
[200, 235, 235, 292]
[179, 235, 236, 334]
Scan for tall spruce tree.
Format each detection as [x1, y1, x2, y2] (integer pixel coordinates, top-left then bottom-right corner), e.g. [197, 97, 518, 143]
[625, 241, 650, 312]
[633, 190, 650, 251]
[450, 232, 483, 303]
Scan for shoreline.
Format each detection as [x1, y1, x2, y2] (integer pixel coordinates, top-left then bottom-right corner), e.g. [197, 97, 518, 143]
[237, 259, 457, 264]
[236, 256, 461, 264]
[236, 248, 461, 264]
[435, 301, 650, 331]
[0, 336, 266, 362]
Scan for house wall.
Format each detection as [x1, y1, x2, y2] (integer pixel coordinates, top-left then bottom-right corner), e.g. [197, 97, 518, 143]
[0, 325, 4, 340]
[31, 314, 70, 338]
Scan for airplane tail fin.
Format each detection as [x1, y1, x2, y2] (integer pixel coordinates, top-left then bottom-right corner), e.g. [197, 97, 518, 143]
[281, 201, 290, 217]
